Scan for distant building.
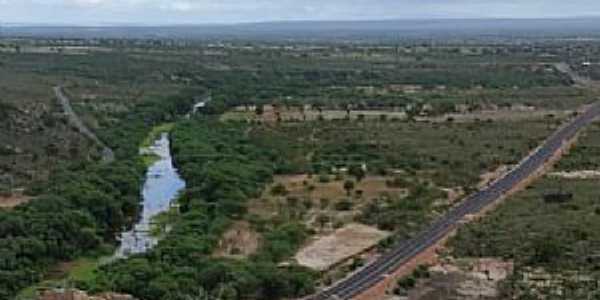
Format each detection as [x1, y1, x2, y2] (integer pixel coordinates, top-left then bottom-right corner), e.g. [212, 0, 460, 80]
[192, 102, 206, 114]
[192, 93, 212, 114]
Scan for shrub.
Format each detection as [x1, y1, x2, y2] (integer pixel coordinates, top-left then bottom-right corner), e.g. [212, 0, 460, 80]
[271, 183, 289, 196]
[318, 174, 331, 183]
[319, 198, 330, 210]
[335, 199, 354, 211]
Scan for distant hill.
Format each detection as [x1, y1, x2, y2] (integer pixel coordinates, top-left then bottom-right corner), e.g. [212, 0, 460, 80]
[4, 18, 600, 41]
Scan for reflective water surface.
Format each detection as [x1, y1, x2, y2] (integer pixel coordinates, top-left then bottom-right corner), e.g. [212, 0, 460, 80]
[114, 133, 186, 258]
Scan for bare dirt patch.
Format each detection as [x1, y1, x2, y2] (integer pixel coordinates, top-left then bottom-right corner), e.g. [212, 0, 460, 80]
[399, 257, 513, 300]
[221, 105, 406, 122]
[248, 174, 408, 226]
[213, 221, 261, 259]
[548, 170, 600, 179]
[294, 223, 390, 271]
[0, 193, 30, 209]
[40, 289, 135, 300]
[257, 174, 406, 206]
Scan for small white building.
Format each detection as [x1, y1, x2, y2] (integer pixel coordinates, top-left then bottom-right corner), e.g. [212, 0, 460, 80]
[192, 102, 206, 114]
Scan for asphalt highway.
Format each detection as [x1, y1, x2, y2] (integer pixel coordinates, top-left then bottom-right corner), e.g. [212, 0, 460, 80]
[309, 102, 600, 300]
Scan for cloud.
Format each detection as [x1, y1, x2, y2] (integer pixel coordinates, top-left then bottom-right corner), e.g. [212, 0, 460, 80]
[165, 2, 193, 12]
[66, 0, 109, 7]
[2, 0, 600, 25]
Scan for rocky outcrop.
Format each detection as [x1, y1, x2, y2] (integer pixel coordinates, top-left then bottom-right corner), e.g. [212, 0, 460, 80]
[39, 289, 136, 300]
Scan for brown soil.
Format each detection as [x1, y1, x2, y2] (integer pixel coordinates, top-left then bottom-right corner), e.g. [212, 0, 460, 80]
[40, 289, 135, 300]
[222, 106, 407, 123]
[251, 175, 406, 212]
[548, 170, 600, 179]
[0, 193, 30, 209]
[213, 221, 261, 259]
[423, 108, 572, 123]
[248, 174, 408, 231]
[394, 258, 514, 300]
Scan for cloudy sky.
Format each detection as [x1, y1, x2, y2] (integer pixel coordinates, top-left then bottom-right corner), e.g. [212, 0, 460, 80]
[2, 0, 600, 25]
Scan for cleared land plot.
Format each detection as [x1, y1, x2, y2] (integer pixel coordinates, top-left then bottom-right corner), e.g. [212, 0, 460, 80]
[423, 108, 574, 123]
[398, 258, 513, 300]
[222, 106, 407, 122]
[0, 194, 30, 209]
[548, 170, 600, 179]
[295, 223, 390, 271]
[249, 175, 409, 229]
[213, 221, 261, 259]
[263, 174, 407, 202]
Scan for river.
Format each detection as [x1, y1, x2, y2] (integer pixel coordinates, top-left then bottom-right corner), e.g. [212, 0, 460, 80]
[114, 132, 186, 258]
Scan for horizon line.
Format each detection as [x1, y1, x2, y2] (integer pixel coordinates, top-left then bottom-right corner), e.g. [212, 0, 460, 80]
[4, 15, 600, 28]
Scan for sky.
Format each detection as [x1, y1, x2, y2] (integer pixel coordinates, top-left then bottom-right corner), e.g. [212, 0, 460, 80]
[3, 0, 600, 25]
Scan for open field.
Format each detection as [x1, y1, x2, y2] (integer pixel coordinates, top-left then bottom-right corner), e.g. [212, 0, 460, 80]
[249, 174, 409, 220]
[295, 223, 390, 271]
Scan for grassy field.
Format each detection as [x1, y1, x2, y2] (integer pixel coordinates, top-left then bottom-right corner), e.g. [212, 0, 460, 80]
[15, 256, 107, 300]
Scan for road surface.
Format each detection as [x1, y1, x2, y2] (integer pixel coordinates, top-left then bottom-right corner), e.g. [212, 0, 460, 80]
[54, 86, 115, 163]
[554, 62, 594, 87]
[309, 102, 600, 300]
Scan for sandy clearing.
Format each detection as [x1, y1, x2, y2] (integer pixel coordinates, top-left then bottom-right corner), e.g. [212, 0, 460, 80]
[248, 174, 408, 221]
[422, 108, 572, 123]
[548, 170, 600, 179]
[0, 194, 30, 209]
[295, 223, 390, 271]
[268, 174, 407, 201]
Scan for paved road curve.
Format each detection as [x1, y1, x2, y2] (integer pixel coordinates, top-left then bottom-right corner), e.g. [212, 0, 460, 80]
[54, 86, 115, 163]
[310, 102, 600, 300]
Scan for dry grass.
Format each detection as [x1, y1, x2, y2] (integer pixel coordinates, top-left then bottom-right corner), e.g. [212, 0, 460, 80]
[249, 174, 408, 222]
[402, 257, 513, 300]
[422, 108, 573, 123]
[221, 105, 407, 123]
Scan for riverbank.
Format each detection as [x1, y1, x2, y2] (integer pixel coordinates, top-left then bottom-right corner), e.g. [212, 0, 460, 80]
[115, 132, 185, 258]
[15, 124, 184, 300]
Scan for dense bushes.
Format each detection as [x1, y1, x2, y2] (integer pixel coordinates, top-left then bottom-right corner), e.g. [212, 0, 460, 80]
[0, 156, 143, 298]
[0, 90, 199, 299]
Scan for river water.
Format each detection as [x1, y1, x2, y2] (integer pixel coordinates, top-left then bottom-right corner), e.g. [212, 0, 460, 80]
[114, 133, 186, 258]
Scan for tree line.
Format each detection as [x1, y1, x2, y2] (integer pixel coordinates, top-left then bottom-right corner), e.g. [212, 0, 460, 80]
[89, 119, 316, 300]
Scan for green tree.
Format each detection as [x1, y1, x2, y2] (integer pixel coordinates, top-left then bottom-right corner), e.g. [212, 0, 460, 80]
[343, 180, 355, 196]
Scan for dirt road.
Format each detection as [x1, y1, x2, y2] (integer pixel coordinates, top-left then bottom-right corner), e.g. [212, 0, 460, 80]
[554, 62, 594, 87]
[54, 86, 115, 163]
